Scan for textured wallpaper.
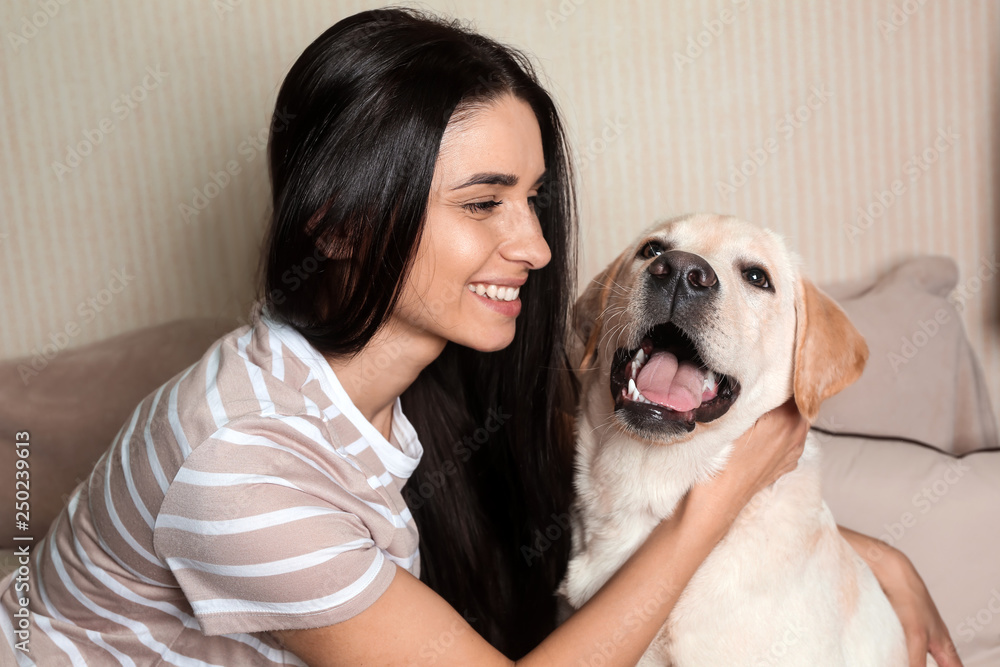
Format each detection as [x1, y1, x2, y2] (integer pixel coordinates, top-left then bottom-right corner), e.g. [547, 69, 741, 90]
[1, 0, 997, 420]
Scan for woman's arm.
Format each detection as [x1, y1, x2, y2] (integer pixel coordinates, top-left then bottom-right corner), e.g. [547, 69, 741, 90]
[271, 492, 729, 667]
[838, 526, 963, 667]
[270, 399, 809, 666]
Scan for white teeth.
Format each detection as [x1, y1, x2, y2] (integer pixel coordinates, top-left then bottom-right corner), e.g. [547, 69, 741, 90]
[469, 283, 521, 301]
[702, 370, 717, 393]
[623, 381, 652, 404]
[630, 347, 646, 382]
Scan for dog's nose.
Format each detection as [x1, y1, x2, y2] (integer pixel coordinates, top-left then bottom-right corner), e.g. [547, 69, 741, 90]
[647, 250, 718, 293]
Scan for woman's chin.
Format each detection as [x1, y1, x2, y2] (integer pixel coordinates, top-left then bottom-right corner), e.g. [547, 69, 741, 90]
[460, 326, 517, 353]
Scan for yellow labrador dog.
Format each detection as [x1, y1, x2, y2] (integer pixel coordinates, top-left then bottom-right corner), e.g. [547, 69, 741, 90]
[557, 214, 935, 666]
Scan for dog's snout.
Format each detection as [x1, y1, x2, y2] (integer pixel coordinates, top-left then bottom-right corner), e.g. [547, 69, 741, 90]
[647, 250, 718, 293]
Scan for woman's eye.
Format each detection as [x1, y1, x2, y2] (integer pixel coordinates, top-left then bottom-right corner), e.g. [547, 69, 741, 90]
[462, 199, 502, 214]
[743, 267, 771, 289]
[640, 241, 665, 259]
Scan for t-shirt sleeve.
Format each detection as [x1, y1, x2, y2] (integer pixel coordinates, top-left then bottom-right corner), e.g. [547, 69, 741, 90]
[152, 414, 398, 636]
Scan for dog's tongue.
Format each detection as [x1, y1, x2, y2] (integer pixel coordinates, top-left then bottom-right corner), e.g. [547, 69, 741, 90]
[635, 351, 706, 412]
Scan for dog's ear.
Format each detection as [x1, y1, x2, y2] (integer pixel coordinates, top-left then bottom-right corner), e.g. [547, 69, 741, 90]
[792, 277, 869, 422]
[572, 249, 632, 372]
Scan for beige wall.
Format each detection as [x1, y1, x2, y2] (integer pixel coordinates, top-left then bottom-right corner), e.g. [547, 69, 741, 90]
[2, 0, 997, 420]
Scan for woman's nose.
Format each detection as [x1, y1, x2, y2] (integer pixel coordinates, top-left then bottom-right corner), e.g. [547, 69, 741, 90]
[500, 200, 551, 270]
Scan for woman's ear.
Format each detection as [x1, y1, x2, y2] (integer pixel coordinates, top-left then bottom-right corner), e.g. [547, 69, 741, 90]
[792, 276, 869, 422]
[573, 249, 631, 372]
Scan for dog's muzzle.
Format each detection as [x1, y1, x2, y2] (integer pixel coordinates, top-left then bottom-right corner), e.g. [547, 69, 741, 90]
[610, 250, 741, 436]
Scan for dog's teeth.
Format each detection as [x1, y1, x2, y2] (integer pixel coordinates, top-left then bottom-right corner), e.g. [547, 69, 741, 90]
[634, 348, 646, 367]
[630, 362, 637, 380]
[627, 378, 639, 401]
[703, 370, 716, 392]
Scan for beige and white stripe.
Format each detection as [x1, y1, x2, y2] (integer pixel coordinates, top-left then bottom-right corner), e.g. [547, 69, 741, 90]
[1, 307, 423, 665]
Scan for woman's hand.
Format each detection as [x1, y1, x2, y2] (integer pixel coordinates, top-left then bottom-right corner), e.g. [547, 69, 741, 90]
[839, 526, 964, 667]
[687, 397, 810, 532]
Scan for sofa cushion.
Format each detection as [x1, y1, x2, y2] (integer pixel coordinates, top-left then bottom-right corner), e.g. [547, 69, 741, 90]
[818, 256, 999, 455]
[820, 431, 1000, 665]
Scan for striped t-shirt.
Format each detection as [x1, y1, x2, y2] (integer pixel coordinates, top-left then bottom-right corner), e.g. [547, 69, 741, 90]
[1, 305, 424, 666]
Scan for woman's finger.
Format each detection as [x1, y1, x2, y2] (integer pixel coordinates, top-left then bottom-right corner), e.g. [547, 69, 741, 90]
[928, 628, 963, 666]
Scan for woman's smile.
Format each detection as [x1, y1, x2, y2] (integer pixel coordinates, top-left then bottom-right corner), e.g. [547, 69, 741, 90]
[467, 280, 523, 317]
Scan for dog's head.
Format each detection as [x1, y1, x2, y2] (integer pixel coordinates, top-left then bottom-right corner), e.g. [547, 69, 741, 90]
[573, 214, 868, 443]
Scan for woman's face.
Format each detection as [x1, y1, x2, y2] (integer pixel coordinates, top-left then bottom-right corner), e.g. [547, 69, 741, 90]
[390, 93, 551, 352]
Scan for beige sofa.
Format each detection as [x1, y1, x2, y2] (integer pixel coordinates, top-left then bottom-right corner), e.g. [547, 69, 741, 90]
[2, 257, 998, 665]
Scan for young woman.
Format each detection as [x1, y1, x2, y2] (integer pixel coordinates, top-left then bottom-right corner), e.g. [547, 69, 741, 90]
[1, 6, 959, 666]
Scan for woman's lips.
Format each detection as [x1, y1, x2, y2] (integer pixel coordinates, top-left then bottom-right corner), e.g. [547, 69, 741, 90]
[468, 283, 522, 317]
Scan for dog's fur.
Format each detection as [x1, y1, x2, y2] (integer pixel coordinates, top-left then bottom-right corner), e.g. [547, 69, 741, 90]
[558, 214, 933, 666]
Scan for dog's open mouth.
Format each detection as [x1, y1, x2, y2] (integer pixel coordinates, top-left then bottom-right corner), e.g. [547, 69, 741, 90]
[611, 321, 741, 432]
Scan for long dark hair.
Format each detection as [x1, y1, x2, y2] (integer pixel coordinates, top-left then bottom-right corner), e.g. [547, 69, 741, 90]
[256, 7, 579, 658]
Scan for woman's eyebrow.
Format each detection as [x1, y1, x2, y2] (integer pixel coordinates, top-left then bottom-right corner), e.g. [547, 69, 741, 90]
[451, 169, 548, 190]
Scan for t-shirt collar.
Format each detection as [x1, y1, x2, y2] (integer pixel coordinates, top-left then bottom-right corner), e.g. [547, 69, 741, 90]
[258, 306, 423, 479]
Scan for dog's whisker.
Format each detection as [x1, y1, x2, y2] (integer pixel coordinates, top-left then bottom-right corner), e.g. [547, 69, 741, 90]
[584, 413, 620, 439]
[596, 304, 628, 324]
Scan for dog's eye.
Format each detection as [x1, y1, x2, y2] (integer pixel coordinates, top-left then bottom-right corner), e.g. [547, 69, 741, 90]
[742, 267, 771, 289]
[639, 241, 665, 259]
